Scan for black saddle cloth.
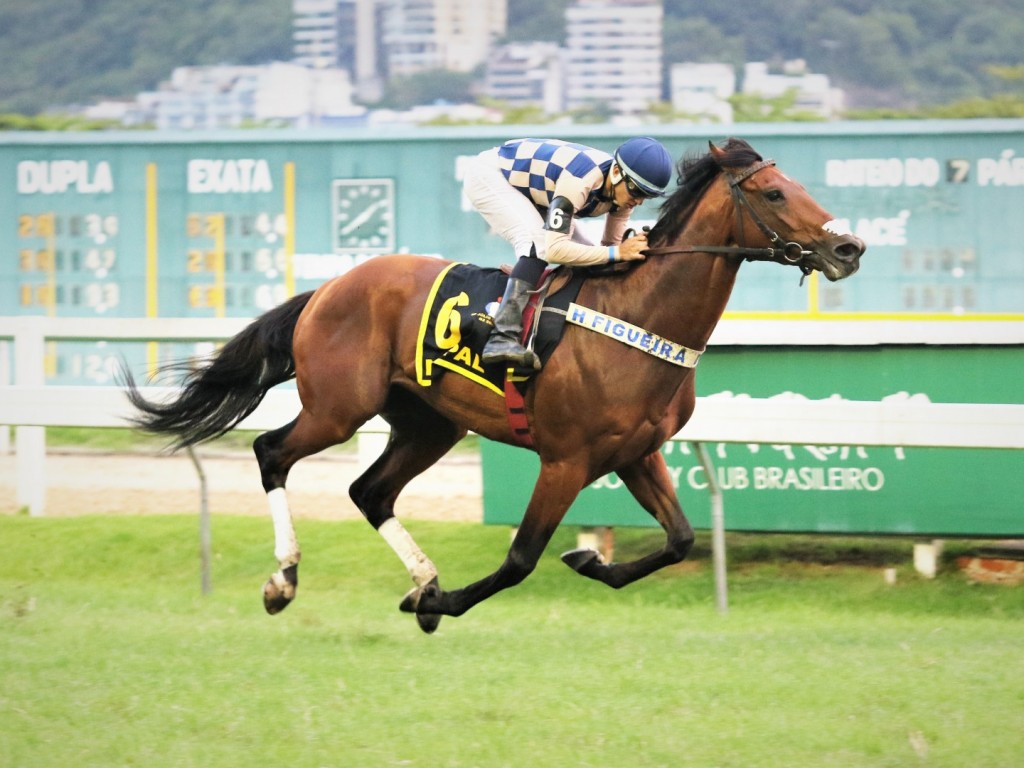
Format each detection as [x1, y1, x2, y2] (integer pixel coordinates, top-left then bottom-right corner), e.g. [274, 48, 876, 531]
[415, 263, 587, 393]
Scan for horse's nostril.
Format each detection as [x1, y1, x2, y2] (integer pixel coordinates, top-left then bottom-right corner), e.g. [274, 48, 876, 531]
[835, 237, 865, 261]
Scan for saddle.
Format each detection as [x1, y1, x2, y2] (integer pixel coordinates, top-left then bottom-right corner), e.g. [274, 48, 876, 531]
[415, 262, 633, 445]
[415, 265, 583, 389]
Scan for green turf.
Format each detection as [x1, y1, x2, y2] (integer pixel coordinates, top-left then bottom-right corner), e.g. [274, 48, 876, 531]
[1, 516, 1021, 767]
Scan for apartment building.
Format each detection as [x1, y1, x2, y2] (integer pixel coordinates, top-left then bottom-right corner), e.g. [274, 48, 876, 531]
[136, 62, 364, 130]
[670, 62, 735, 123]
[484, 43, 565, 113]
[742, 60, 845, 119]
[563, 0, 663, 115]
[293, 0, 342, 69]
[382, 0, 506, 76]
[295, 0, 506, 89]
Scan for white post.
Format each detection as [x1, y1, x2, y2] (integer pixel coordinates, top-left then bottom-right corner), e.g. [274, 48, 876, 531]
[694, 442, 728, 615]
[187, 446, 212, 595]
[14, 319, 47, 516]
[913, 539, 944, 579]
[0, 340, 10, 454]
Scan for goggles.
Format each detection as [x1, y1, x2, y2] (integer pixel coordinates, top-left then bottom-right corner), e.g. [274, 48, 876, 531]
[623, 175, 659, 200]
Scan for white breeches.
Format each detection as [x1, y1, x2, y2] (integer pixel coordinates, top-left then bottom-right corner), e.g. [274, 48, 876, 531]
[463, 148, 548, 260]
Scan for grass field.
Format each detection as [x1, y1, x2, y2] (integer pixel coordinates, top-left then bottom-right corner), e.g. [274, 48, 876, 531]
[1, 514, 1022, 767]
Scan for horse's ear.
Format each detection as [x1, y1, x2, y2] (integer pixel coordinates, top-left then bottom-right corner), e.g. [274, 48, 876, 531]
[708, 141, 725, 159]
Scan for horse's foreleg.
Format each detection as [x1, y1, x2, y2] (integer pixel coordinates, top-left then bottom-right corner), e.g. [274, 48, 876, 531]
[378, 517, 441, 630]
[561, 451, 694, 589]
[350, 399, 464, 633]
[402, 460, 586, 623]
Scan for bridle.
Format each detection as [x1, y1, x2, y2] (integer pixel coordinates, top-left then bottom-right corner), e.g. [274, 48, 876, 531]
[642, 158, 816, 277]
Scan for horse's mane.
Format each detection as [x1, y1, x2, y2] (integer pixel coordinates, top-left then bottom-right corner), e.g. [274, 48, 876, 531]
[647, 137, 763, 247]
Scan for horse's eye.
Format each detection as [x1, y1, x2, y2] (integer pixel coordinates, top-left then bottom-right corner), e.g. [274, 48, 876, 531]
[765, 189, 784, 202]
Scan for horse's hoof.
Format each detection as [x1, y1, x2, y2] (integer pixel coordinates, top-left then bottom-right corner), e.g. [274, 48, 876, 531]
[263, 566, 298, 615]
[561, 547, 604, 575]
[263, 579, 292, 614]
[416, 612, 442, 634]
[399, 577, 441, 612]
[399, 577, 443, 633]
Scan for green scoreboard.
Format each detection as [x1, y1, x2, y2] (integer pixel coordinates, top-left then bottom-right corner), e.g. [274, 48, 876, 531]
[4, 121, 1024, 332]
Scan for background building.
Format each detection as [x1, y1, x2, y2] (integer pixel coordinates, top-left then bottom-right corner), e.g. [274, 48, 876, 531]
[293, 0, 342, 69]
[670, 62, 735, 123]
[293, 0, 387, 102]
[293, 0, 507, 100]
[742, 60, 845, 119]
[381, 0, 507, 77]
[563, 0, 663, 115]
[484, 43, 565, 114]
[136, 62, 365, 130]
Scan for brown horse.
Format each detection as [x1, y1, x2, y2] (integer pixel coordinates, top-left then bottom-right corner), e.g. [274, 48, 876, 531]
[123, 138, 864, 633]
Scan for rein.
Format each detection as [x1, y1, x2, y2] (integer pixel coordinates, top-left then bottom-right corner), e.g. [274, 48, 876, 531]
[642, 159, 815, 277]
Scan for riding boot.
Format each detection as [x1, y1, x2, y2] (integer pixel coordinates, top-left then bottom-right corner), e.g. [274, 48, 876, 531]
[482, 277, 540, 369]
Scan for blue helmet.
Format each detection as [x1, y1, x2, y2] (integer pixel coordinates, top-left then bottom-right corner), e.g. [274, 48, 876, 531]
[614, 137, 673, 197]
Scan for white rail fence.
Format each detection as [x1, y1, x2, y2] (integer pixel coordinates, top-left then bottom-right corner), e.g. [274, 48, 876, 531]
[3, 316, 1024, 609]
[0, 317, 394, 516]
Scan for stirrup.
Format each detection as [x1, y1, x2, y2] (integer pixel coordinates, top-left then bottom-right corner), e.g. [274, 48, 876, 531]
[482, 335, 539, 369]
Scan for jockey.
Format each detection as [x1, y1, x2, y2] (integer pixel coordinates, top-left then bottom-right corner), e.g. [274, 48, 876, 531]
[463, 136, 674, 369]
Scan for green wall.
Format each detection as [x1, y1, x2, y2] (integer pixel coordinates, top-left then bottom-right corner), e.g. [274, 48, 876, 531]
[481, 345, 1024, 536]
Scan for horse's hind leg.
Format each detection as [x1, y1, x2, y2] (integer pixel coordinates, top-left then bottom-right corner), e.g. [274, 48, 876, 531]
[350, 391, 466, 633]
[254, 411, 346, 614]
[561, 451, 695, 588]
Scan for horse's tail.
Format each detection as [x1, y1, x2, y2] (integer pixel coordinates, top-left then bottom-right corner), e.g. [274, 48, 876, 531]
[121, 290, 315, 450]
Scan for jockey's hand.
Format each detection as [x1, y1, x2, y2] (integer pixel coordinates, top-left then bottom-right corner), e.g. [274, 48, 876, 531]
[617, 232, 649, 262]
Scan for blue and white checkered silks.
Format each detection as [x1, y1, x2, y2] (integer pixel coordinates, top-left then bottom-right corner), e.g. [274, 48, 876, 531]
[497, 139, 612, 214]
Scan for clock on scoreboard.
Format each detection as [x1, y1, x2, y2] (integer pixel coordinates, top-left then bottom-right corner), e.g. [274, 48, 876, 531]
[332, 178, 395, 254]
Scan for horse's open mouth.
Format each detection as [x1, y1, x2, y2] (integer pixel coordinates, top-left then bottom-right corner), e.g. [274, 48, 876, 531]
[810, 234, 865, 281]
[816, 255, 861, 282]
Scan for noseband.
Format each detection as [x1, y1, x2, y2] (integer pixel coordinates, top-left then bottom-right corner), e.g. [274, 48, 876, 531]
[643, 159, 815, 276]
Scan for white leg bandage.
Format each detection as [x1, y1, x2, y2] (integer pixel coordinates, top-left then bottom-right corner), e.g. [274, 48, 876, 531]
[267, 488, 300, 567]
[378, 518, 438, 587]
